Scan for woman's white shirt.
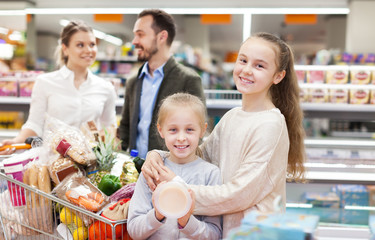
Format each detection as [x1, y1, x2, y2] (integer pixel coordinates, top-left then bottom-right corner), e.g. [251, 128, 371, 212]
[22, 65, 117, 136]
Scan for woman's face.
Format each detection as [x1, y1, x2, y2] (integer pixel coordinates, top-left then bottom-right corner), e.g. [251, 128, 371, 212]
[63, 31, 97, 70]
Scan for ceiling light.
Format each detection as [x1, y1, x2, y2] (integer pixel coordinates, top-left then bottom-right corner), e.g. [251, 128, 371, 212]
[103, 35, 123, 46]
[59, 19, 122, 46]
[93, 30, 106, 40]
[25, 7, 349, 15]
[0, 10, 25, 16]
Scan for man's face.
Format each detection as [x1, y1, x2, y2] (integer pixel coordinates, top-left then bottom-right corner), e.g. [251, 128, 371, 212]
[132, 15, 159, 62]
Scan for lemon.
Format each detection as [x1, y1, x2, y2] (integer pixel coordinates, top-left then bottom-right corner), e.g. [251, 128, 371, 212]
[73, 215, 84, 227]
[60, 207, 75, 225]
[72, 226, 88, 240]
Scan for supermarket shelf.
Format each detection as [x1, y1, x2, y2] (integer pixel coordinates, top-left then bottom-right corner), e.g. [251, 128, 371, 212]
[305, 138, 375, 148]
[2, 97, 375, 120]
[331, 131, 375, 139]
[314, 225, 370, 240]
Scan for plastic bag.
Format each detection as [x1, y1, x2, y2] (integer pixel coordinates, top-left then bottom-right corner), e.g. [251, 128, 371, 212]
[43, 115, 96, 166]
[53, 172, 109, 213]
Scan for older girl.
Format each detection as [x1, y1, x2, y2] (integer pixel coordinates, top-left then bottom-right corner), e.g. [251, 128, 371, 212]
[142, 32, 306, 237]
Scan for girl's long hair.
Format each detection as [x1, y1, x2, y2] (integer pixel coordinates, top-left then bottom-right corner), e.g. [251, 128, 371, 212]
[253, 32, 306, 181]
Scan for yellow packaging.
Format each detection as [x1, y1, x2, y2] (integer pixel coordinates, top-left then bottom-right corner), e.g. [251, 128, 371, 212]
[309, 88, 328, 103]
[350, 89, 370, 104]
[306, 70, 325, 83]
[326, 70, 349, 84]
[350, 70, 371, 84]
[299, 87, 309, 102]
[329, 89, 349, 103]
[370, 90, 375, 104]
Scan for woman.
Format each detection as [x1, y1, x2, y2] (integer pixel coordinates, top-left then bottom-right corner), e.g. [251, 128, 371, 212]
[0, 20, 117, 154]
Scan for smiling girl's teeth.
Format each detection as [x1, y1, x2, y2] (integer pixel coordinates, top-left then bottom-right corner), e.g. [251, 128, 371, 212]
[241, 78, 253, 83]
[176, 145, 188, 149]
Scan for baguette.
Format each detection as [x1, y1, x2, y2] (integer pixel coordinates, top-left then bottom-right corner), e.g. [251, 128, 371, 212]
[28, 164, 39, 208]
[38, 166, 51, 194]
[23, 168, 31, 208]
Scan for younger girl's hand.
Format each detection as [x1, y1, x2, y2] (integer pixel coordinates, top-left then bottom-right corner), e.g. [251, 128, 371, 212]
[152, 181, 167, 221]
[178, 189, 195, 228]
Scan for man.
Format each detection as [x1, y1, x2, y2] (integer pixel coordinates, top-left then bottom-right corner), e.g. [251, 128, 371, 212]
[119, 9, 205, 158]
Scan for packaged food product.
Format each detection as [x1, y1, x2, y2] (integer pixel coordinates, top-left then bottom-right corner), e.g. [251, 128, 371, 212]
[350, 69, 371, 84]
[371, 90, 375, 104]
[43, 115, 97, 166]
[49, 156, 79, 185]
[326, 70, 349, 84]
[299, 87, 309, 102]
[329, 89, 349, 103]
[2, 148, 39, 206]
[53, 172, 109, 213]
[18, 78, 36, 97]
[303, 192, 340, 208]
[309, 88, 328, 103]
[153, 181, 192, 219]
[227, 211, 319, 240]
[306, 70, 325, 83]
[295, 70, 306, 83]
[350, 89, 370, 104]
[0, 78, 17, 96]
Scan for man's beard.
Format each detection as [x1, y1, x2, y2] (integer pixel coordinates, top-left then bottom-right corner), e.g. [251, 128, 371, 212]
[137, 40, 158, 62]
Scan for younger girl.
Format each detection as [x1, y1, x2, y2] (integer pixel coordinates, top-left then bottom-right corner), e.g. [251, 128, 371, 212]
[127, 93, 222, 240]
[142, 32, 306, 237]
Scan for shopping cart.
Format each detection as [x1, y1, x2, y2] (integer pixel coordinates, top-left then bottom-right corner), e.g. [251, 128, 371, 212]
[0, 159, 130, 240]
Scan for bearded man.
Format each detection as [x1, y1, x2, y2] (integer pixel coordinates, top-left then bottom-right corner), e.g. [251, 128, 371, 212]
[119, 9, 205, 158]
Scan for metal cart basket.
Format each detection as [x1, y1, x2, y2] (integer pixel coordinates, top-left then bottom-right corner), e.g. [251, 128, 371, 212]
[0, 170, 130, 240]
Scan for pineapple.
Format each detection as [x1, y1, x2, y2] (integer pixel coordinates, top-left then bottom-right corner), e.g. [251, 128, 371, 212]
[91, 129, 120, 185]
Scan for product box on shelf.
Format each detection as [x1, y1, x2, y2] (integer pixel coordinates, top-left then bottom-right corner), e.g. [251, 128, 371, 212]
[227, 210, 319, 240]
[303, 192, 340, 208]
[369, 215, 375, 240]
[0, 78, 18, 97]
[326, 69, 349, 84]
[350, 69, 371, 84]
[367, 185, 375, 206]
[329, 89, 349, 103]
[306, 70, 325, 83]
[340, 208, 369, 225]
[296, 70, 306, 83]
[333, 184, 369, 208]
[299, 87, 309, 102]
[371, 90, 375, 104]
[308, 88, 328, 103]
[18, 78, 35, 97]
[350, 89, 370, 104]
